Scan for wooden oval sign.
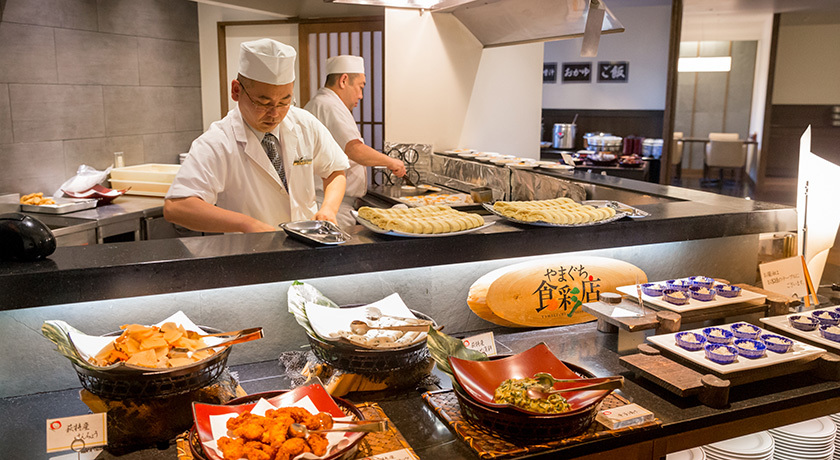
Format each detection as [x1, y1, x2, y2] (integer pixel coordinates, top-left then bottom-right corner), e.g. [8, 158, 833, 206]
[467, 265, 522, 327]
[484, 256, 647, 327]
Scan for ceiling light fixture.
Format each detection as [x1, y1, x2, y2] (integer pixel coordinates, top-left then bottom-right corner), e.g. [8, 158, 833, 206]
[678, 57, 732, 72]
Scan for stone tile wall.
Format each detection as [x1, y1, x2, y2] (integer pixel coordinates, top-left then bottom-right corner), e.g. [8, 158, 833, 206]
[675, 40, 757, 170]
[0, 0, 202, 194]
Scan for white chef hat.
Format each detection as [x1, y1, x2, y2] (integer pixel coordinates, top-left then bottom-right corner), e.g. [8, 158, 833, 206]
[239, 38, 296, 85]
[326, 55, 365, 75]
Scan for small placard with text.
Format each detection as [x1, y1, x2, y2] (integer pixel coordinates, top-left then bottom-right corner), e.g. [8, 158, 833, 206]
[462, 331, 497, 356]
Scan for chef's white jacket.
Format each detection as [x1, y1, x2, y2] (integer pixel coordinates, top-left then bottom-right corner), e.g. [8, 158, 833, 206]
[166, 105, 349, 228]
[304, 88, 367, 198]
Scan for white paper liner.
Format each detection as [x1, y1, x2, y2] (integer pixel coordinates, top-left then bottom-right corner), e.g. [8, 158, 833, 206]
[68, 311, 225, 365]
[305, 294, 427, 349]
[202, 396, 353, 460]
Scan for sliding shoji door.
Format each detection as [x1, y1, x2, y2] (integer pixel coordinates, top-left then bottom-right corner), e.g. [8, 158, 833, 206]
[299, 18, 385, 150]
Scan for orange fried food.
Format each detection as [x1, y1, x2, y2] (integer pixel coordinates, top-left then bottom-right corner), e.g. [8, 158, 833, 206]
[280, 437, 310, 456]
[242, 440, 276, 460]
[231, 415, 269, 441]
[218, 409, 329, 459]
[311, 412, 334, 430]
[265, 417, 294, 447]
[217, 436, 246, 460]
[267, 406, 313, 424]
[307, 432, 329, 457]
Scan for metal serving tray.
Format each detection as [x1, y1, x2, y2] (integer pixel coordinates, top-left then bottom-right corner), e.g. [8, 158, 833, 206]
[20, 198, 97, 214]
[281, 220, 351, 245]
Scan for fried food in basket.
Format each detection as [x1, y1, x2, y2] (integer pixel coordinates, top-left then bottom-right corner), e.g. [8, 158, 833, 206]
[20, 192, 55, 205]
[90, 322, 215, 369]
[217, 409, 335, 460]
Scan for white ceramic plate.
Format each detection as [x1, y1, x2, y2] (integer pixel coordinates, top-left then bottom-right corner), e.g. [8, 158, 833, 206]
[666, 447, 706, 460]
[704, 431, 774, 456]
[647, 323, 825, 375]
[771, 417, 837, 440]
[506, 162, 538, 170]
[540, 163, 575, 171]
[352, 210, 494, 237]
[618, 281, 766, 313]
[760, 308, 840, 351]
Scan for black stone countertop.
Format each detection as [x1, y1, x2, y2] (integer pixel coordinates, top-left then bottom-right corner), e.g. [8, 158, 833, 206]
[3, 322, 840, 460]
[0, 174, 796, 310]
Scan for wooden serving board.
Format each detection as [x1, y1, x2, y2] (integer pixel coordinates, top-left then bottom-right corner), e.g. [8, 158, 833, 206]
[621, 343, 840, 408]
[472, 256, 647, 327]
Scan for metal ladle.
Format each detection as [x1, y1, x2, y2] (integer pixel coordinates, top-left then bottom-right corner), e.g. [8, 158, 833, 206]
[525, 376, 624, 400]
[288, 420, 388, 437]
[349, 320, 430, 335]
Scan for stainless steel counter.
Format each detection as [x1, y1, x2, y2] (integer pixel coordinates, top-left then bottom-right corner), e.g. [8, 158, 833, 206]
[22, 195, 165, 244]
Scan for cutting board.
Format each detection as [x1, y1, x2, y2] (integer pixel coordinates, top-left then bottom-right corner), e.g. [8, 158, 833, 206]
[472, 256, 647, 327]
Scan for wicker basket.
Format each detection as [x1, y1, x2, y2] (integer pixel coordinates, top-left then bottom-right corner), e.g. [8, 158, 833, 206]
[72, 326, 231, 399]
[306, 309, 436, 388]
[453, 362, 602, 441]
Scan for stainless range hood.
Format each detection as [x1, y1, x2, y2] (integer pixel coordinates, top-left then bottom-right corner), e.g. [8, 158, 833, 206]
[325, 0, 624, 49]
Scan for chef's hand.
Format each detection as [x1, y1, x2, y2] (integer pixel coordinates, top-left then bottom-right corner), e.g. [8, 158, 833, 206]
[387, 157, 407, 177]
[314, 209, 338, 224]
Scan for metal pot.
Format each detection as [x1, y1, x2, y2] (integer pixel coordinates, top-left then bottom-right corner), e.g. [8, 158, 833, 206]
[552, 123, 576, 149]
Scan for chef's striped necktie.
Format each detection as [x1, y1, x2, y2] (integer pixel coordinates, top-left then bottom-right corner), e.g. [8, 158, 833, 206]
[261, 133, 288, 191]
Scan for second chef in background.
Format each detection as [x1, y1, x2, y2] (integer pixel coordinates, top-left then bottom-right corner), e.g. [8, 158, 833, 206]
[305, 55, 406, 228]
[164, 39, 349, 233]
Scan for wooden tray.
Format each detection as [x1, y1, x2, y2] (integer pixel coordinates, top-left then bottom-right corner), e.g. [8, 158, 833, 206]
[621, 342, 840, 408]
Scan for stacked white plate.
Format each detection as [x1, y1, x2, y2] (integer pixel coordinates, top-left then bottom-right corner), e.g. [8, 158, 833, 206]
[769, 417, 836, 460]
[701, 431, 774, 460]
[667, 447, 706, 460]
[830, 413, 840, 460]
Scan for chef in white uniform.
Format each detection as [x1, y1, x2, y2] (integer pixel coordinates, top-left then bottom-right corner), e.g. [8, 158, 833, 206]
[304, 55, 405, 228]
[164, 39, 349, 233]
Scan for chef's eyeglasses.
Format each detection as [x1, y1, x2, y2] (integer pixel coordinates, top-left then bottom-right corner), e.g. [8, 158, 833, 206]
[237, 79, 295, 112]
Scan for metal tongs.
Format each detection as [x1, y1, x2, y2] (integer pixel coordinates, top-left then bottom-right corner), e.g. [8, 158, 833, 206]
[172, 327, 264, 355]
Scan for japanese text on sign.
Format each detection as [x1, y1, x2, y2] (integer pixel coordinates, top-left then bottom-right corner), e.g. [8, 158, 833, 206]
[759, 256, 809, 298]
[462, 331, 497, 356]
[46, 413, 107, 453]
[532, 265, 601, 317]
[360, 448, 416, 460]
[562, 62, 593, 83]
[598, 62, 629, 82]
[543, 63, 557, 83]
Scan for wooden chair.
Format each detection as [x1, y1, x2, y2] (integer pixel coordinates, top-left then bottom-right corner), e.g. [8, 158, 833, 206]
[671, 132, 684, 180]
[704, 139, 747, 184]
[708, 132, 740, 141]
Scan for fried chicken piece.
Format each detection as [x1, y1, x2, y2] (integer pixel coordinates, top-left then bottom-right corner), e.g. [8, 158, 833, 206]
[217, 436, 246, 460]
[264, 416, 294, 446]
[232, 416, 270, 441]
[311, 412, 334, 430]
[242, 440, 277, 460]
[280, 437, 310, 456]
[268, 407, 314, 424]
[272, 448, 291, 460]
[227, 412, 258, 431]
[307, 432, 329, 457]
